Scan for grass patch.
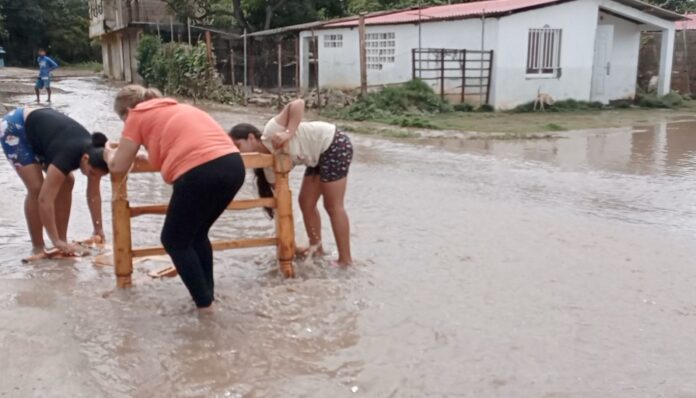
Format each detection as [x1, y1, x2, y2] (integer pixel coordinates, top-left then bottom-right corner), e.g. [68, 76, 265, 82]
[635, 91, 684, 108]
[338, 123, 420, 139]
[324, 79, 452, 129]
[454, 103, 474, 112]
[542, 123, 566, 131]
[513, 99, 604, 113]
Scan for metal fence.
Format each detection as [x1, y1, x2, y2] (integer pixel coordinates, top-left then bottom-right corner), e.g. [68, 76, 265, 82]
[412, 48, 494, 105]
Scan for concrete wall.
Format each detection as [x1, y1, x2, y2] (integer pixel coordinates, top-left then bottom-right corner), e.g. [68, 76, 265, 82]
[598, 11, 641, 101]
[639, 30, 696, 95]
[100, 28, 143, 83]
[300, 18, 499, 101]
[492, 0, 599, 109]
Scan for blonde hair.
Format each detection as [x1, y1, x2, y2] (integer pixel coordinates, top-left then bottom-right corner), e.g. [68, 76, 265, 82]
[114, 84, 163, 119]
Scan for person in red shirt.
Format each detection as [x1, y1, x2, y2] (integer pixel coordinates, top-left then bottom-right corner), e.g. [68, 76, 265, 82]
[105, 85, 245, 310]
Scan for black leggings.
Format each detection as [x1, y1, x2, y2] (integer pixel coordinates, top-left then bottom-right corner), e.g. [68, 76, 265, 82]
[161, 153, 245, 308]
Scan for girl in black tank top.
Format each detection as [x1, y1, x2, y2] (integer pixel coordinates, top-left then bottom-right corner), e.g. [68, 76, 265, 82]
[0, 107, 110, 256]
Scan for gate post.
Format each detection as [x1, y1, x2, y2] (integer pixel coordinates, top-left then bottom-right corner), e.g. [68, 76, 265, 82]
[111, 173, 133, 288]
[273, 151, 296, 278]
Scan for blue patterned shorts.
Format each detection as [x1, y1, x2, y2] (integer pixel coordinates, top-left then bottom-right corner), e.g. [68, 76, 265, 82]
[1, 108, 41, 169]
[305, 131, 353, 183]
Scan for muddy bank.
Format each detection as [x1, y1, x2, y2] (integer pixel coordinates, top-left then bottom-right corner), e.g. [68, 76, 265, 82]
[1, 77, 696, 397]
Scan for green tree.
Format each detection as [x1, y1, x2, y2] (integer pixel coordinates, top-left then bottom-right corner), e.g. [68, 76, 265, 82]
[645, 0, 696, 13]
[0, 0, 98, 66]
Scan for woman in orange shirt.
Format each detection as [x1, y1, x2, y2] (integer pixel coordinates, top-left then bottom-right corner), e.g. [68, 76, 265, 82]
[105, 85, 245, 309]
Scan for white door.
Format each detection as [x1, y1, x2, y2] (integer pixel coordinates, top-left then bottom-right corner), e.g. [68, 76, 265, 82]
[590, 25, 614, 103]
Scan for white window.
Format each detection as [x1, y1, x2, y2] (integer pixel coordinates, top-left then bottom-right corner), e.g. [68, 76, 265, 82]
[324, 34, 343, 48]
[366, 32, 396, 70]
[527, 27, 562, 77]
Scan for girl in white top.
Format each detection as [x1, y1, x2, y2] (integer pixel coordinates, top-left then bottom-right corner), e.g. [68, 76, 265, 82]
[230, 99, 353, 266]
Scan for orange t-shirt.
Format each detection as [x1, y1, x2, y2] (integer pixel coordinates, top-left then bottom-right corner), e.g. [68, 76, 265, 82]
[122, 98, 238, 183]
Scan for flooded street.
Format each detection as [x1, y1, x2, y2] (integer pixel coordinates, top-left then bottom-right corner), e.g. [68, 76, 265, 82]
[1, 77, 696, 397]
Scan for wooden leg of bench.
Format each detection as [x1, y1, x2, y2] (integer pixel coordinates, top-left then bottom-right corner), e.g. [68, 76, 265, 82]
[112, 173, 133, 288]
[274, 153, 296, 278]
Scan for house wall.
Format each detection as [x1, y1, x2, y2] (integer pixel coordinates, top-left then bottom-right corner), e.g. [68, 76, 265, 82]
[492, 0, 599, 109]
[598, 11, 641, 101]
[300, 18, 499, 101]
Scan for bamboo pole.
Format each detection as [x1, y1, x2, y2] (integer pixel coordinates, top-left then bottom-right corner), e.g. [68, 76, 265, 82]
[187, 17, 192, 45]
[130, 198, 277, 218]
[133, 237, 278, 258]
[129, 152, 273, 174]
[243, 29, 248, 105]
[277, 40, 283, 108]
[170, 16, 174, 41]
[359, 13, 367, 96]
[230, 49, 235, 85]
[682, 28, 692, 95]
[274, 150, 296, 278]
[295, 36, 300, 94]
[111, 173, 133, 288]
[205, 31, 213, 63]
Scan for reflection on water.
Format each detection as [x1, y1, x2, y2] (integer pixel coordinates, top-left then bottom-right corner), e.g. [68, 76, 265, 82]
[1, 77, 696, 397]
[420, 121, 696, 177]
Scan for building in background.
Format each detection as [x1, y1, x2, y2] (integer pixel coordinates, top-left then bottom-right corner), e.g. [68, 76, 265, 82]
[296, 0, 683, 109]
[88, 0, 172, 82]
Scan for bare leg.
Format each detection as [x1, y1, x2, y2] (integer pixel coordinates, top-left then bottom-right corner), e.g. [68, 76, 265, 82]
[298, 175, 323, 252]
[56, 173, 74, 241]
[321, 177, 351, 265]
[16, 164, 45, 253]
[35, 88, 40, 103]
[46, 87, 52, 103]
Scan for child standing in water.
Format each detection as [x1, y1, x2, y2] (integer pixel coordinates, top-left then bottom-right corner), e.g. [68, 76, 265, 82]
[106, 85, 245, 309]
[35, 48, 58, 103]
[229, 99, 353, 266]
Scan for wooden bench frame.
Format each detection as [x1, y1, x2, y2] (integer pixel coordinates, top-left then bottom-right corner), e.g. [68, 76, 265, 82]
[110, 152, 296, 288]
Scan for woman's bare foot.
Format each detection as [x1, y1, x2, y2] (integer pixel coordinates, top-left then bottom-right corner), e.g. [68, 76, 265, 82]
[197, 304, 215, 315]
[330, 259, 353, 267]
[295, 243, 324, 258]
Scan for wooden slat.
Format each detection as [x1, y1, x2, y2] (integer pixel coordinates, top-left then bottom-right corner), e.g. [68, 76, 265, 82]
[129, 198, 277, 218]
[132, 237, 277, 258]
[130, 153, 274, 174]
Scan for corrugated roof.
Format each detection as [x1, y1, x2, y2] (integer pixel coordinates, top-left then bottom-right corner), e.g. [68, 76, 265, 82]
[677, 13, 696, 30]
[325, 0, 562, 27]
[323, 0, 684, 28]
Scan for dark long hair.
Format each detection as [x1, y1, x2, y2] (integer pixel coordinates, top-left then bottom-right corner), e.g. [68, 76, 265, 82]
[229, 123, 274, 218]
[84, 132, 109, 173]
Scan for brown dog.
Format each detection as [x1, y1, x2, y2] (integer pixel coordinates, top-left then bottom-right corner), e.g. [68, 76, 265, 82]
[533, 88, 555, 111]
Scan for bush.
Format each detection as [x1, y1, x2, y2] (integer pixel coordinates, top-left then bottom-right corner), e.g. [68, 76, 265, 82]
[336, 79, 453, 122]
[476, 104, 495, 112]
[512, 99, 605, 112]
[454, 103, 474, 112]
[635, 91, 684, 108]
[136, 35, 241, 103]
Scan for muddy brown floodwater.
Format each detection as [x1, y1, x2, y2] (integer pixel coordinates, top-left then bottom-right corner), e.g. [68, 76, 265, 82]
[1, 77, 696, 398]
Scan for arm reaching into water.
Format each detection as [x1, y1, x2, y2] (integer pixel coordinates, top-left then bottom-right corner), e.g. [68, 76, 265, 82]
[271, 99, 305, 149]
[86, 174, 104, 240]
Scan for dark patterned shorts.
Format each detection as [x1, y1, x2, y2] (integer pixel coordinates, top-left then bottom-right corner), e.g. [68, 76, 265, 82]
[305, 131, 353, 183]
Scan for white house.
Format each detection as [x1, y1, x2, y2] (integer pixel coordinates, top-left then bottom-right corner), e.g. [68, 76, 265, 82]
[298, 0, 683, 109]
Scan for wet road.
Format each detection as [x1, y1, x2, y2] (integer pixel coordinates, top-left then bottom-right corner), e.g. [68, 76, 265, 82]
[1, 77, 696, 397]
